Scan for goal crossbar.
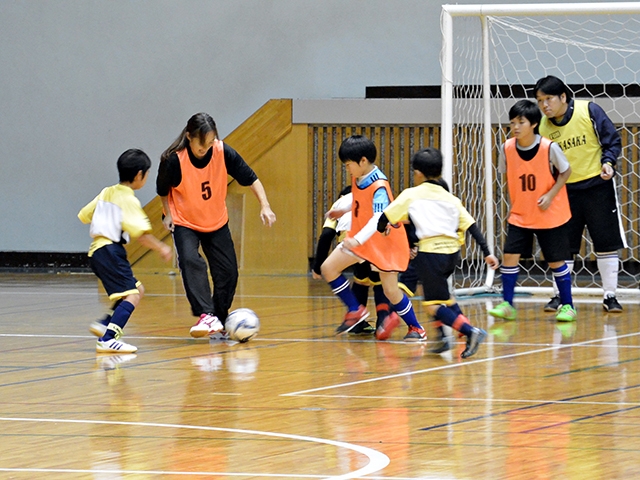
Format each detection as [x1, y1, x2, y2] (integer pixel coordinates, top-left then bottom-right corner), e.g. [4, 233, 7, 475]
[442, 2, 640, 17]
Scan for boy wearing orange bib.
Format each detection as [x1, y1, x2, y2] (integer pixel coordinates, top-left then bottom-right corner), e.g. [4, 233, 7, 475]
[489, 100, 577, 322]
[321, 135, 426, 341]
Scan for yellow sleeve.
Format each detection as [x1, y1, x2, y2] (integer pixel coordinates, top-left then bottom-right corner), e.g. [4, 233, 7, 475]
[383, 189, 411, 225]
[322, 196, 344, 230]
[78, 196, 99, 224]
[456, 202, 476, 245]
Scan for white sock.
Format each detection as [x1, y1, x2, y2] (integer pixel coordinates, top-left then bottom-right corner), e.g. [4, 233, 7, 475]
[553, 260, 573, 296]
[597, 252, 619, 298]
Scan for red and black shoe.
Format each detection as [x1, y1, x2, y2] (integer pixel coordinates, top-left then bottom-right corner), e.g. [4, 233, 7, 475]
[336, 305, 369, 335]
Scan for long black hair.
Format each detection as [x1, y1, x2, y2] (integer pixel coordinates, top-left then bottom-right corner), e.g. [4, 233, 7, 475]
[160, 112, 219, 163]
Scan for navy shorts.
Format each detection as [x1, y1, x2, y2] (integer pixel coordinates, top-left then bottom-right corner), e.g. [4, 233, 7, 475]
[567, 181, 626, 254]
[503, 223, 571, 263]
[352, 261, 381, 285]
[90, 243, 140, 300]
[413, 251, 459, 302]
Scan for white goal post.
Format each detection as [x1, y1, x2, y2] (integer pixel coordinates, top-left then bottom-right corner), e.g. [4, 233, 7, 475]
[441, 2, 640, 297]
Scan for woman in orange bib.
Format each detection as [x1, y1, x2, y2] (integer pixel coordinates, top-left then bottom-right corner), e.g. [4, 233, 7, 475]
[157, 113, 276, 338]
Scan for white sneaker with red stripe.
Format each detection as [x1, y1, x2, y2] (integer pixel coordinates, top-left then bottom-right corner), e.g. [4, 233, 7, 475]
[190, 313, 224, 338]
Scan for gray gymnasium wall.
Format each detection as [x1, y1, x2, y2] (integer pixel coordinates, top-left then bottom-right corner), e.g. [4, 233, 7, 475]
[0, 0, 606, 253]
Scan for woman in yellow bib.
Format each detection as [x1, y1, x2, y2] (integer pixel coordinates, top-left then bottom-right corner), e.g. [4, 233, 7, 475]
[534, 76, 626, 313]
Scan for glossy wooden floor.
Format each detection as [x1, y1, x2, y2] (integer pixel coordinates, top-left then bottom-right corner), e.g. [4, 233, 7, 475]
[1, 272, 639, 479]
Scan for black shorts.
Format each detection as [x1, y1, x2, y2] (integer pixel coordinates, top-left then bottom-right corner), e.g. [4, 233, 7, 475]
[503, 223, 571, 263]
[413, 251, 459, 302]
[90, 243, 140, 300]
[567, 181, 626, 254]
[352, 261, 381, 285]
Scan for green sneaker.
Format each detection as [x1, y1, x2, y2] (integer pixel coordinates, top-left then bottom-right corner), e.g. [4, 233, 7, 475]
[556, 304, 577, 322]
[488, 301, 517, 321]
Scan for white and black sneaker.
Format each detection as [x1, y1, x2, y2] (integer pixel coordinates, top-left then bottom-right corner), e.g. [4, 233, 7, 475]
[544, 295, 561, 312]
[461, 328, 486, 359]
[603, 295, 623, 313]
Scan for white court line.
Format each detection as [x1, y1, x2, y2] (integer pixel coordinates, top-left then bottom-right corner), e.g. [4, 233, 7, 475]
[0, 470, 417, 480]
[283, 395, 640, 407]
[282, 331, 640, 397]
[1, 332, 638, 352]
[0, 417, 389, 480]
[0, 287, 640, 305]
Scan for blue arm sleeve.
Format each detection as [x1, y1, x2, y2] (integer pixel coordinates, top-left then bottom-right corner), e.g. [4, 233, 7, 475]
[372, 187, 390, 213]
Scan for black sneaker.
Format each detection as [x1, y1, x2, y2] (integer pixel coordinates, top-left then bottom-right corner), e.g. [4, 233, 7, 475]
[461, 328, 487, 359]
[603, 295, 623, 313]
[430, 336, 452, 354]
[544, 295, 561, 312]
[350, 321, 375, 335]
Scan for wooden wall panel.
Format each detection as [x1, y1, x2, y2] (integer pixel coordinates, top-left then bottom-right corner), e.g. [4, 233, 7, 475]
[228, 125, 309, 273]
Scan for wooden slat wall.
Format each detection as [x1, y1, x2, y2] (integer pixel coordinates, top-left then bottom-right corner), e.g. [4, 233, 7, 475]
[309, 125, 440, 258]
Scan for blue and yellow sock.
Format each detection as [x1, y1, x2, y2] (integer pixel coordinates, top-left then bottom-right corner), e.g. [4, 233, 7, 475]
[100, 301, 135, 341]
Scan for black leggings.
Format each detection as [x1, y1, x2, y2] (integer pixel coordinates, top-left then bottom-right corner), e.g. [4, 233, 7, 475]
[173, 223, 238, 322]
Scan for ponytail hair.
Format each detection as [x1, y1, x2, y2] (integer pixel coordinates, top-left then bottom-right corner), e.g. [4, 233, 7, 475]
[161, 112, 219, 163]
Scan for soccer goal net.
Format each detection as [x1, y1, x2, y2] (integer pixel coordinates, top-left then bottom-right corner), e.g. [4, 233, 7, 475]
[441, 2, 640, 297]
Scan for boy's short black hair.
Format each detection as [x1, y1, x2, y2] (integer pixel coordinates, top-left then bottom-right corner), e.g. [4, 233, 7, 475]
[509, 99, 542, 133]
[338, 135, 376, 164]
[117, 148, 151, 183]
[533, 75, 572, 101]
[411, 147, 442, 178]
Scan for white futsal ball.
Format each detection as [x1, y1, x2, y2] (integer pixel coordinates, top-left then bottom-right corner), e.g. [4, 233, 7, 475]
[226, 308, 260, 343]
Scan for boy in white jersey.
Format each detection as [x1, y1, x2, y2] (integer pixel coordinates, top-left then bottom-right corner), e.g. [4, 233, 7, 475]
[378, 148, 499, 358]
[79, 149, 172, 354]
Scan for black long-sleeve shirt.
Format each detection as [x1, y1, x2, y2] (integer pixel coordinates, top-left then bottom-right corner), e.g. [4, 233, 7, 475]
[156, 142, 257, 196]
